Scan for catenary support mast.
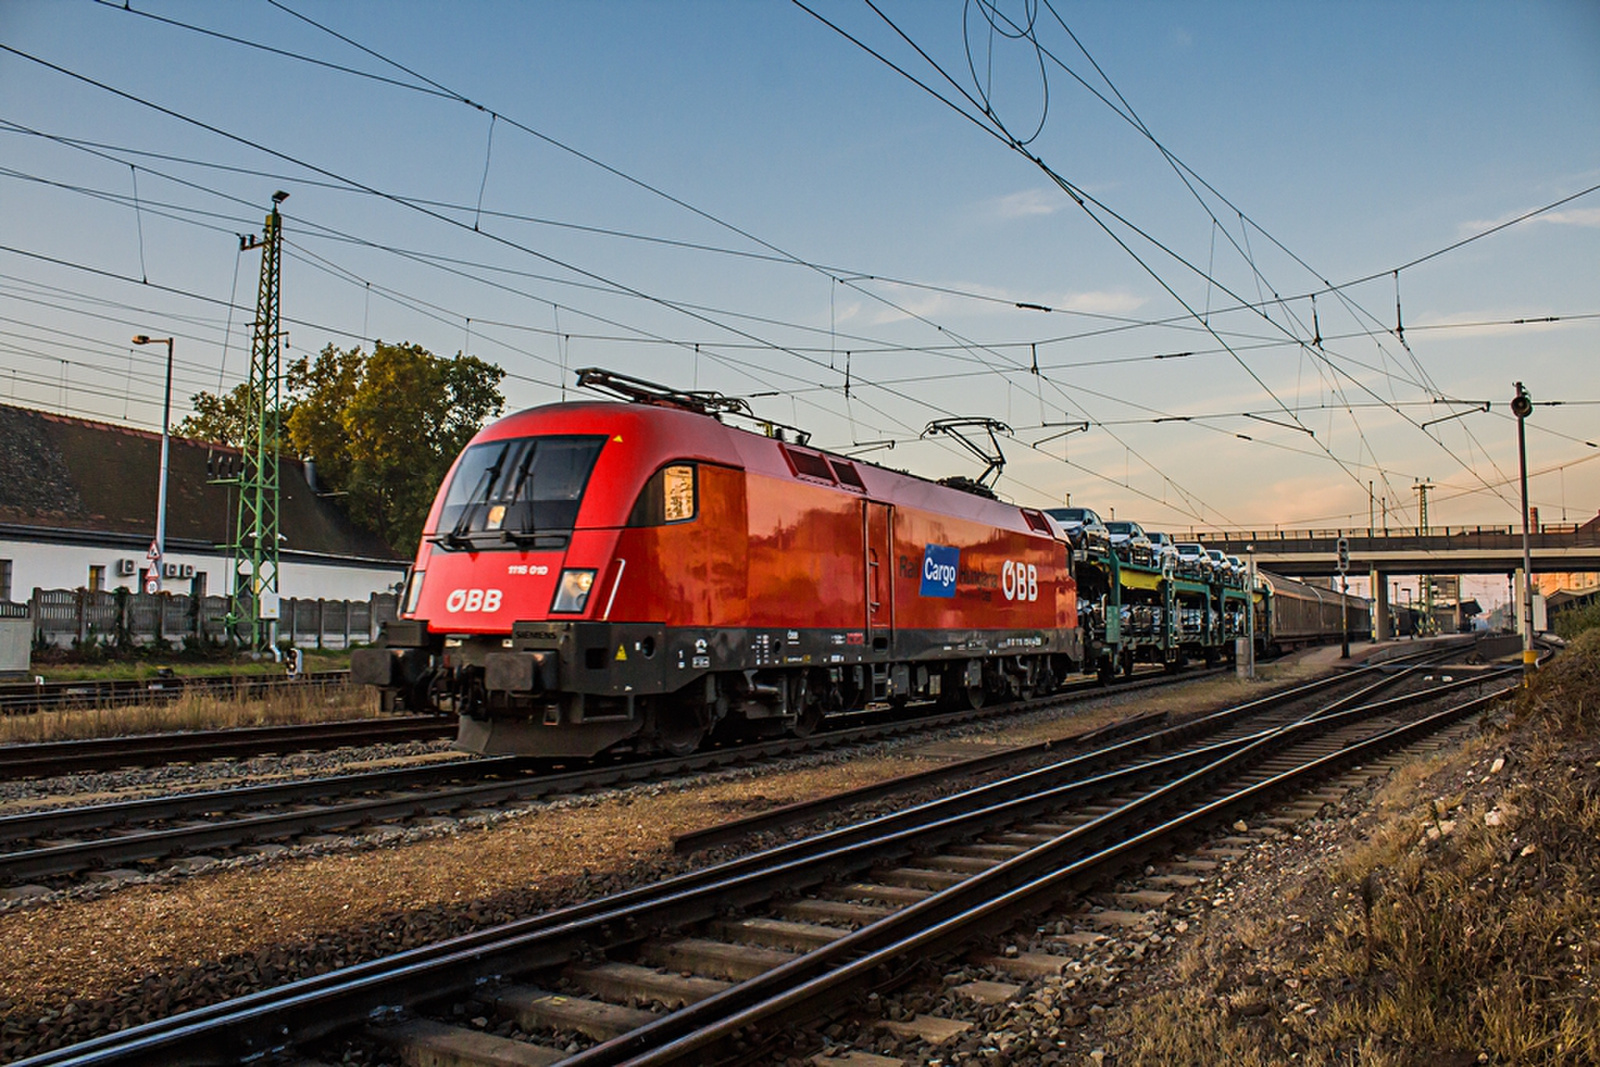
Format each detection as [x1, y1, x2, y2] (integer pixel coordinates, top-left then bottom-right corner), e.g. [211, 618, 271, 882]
[232, 192, 288, 654]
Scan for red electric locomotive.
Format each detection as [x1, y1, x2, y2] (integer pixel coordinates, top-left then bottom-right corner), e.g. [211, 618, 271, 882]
[353, 370, 1082, 758]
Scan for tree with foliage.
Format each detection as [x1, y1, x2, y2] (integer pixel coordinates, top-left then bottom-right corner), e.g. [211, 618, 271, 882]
[175, 381, 293, 448]
[181, 341, 504, 553]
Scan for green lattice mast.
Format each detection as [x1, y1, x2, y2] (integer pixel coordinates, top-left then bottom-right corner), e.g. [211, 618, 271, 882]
[232, 192, 288, 653]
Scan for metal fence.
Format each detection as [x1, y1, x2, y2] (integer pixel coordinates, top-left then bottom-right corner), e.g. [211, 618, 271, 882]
[22, 588, 399, 650]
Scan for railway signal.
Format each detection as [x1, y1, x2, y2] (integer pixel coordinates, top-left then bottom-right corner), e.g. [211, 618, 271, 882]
[1512, 382, 1536, 684]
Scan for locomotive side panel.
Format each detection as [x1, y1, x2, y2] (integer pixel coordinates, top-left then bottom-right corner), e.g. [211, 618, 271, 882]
[606, 462, 749, 628]
[890, 511, 1064, 635]
[744, 472, 867, 630]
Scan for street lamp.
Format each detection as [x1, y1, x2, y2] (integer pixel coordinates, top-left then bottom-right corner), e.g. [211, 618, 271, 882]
[1512, 381, 1536, 683]
[132, 334, 174, 594]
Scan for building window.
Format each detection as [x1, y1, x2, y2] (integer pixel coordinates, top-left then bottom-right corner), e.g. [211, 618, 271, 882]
[0, 559, 11, 602]
[88, 565, 106, 592]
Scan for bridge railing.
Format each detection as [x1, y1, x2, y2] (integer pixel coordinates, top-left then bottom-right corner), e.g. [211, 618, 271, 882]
[1189, 522, 1598, 547]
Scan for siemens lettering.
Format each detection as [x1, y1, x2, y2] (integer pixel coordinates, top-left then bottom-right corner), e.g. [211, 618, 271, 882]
[920, 544, 960, 598]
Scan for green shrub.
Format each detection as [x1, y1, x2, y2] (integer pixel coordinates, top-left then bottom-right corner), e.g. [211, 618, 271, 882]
[1551, 599, 1600, 639]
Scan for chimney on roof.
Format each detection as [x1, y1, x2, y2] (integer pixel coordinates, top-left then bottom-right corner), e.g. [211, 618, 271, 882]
[304, 456, 318, 494]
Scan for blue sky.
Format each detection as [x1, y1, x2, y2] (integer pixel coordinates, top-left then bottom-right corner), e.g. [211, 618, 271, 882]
[3, 0, 1598, 573]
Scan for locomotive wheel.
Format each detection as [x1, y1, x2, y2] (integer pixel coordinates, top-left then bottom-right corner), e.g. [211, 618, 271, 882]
[653, 697, 707, 756]
[938, 665, 985, 710]
[789, 674, 824, 738]
[790, 701, 824, 738]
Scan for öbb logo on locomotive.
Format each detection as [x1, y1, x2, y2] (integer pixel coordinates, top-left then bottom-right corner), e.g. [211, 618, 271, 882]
[1001, 560, 1039, 602]
[445, 588, 502, 613]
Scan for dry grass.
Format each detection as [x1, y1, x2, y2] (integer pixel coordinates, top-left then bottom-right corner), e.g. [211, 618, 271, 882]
[0, 684, 380, 744]
[31, 650, 351, 683]
[1104, 629, 1600, 1066]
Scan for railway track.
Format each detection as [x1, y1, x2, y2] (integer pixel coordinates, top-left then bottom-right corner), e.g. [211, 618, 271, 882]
[8, 651, 1511, 1066]
[0, 648, 1463, 892]
[0, 666, 1223, 889]
[0, 670, 353, 715]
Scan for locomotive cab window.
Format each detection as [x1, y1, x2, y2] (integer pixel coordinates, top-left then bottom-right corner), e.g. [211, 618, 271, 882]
[629, 462, 698, 526]
[432, 435, 606, 548]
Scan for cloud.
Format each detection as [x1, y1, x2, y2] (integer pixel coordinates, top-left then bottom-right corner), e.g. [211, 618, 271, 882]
[1537, 207, 1600, 228]
[1460, 205, 1600, 235]
[988, 189, 1065, 220]
[1053, 290, 1147, 316]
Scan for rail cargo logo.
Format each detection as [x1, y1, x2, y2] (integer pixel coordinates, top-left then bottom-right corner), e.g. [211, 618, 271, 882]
[919, 544, 960, 598]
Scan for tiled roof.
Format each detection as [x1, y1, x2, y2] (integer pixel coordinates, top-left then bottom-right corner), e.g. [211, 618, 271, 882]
[0, 403, 404, 561]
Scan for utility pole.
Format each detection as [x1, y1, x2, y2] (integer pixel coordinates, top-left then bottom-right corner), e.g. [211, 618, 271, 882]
[1413, 478, 1435, 533]
[230, 191, 289, 656]
[1512, 382, 1536, 683]
[1244, 544, 1256, 679]
[130, 335, 174, 594]
[1336, 536, 1350, 658]
[1414, 478, 1435, 635]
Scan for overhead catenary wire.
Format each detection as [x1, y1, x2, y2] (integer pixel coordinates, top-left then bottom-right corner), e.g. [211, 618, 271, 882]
[2, 44, 1204, 519]
[79, 0, 1231, 521]
[8, 10, 1594, 525]
[4, 119, 1585, 407]
[805, 0, 1571, 520]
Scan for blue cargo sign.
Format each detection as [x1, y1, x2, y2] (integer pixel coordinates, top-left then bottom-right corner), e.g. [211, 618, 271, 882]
[920, 544, 959, 598]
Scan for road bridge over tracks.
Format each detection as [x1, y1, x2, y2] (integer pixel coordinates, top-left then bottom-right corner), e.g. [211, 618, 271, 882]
[1189, 514, 1600, 578]
[1188, 512, 1600, 638]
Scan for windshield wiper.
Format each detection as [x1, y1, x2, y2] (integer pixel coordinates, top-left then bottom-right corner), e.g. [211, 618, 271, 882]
[429, 450, 507, 550]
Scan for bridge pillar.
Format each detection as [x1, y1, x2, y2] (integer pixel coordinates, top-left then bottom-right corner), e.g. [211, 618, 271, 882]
[1370, 567, 1391, 641]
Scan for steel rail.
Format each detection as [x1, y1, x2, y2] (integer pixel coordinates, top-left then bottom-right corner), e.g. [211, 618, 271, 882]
[9, 666, 1505, 1067]
[0, 715, 455, 779]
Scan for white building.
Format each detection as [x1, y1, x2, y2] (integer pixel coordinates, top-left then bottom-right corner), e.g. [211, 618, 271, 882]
[0, 402, 408, 606]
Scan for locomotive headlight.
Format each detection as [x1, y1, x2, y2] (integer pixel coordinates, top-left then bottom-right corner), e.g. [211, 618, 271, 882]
[402, 570, 425, 616]
[551, 568, 597, 613]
